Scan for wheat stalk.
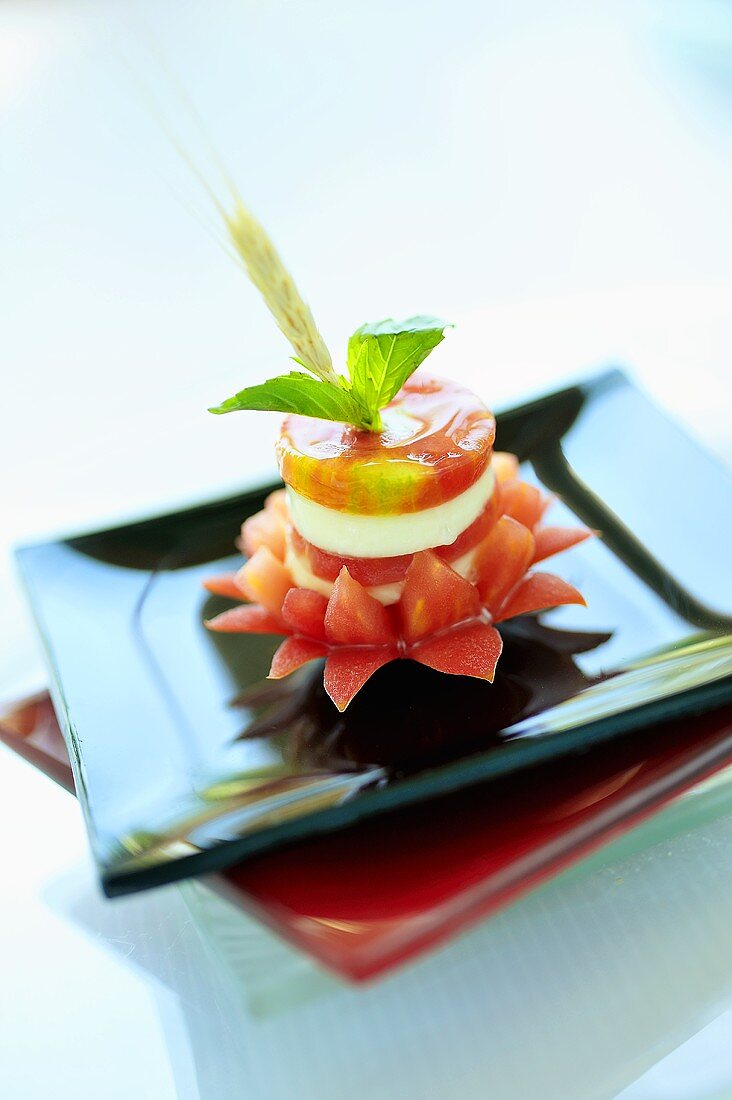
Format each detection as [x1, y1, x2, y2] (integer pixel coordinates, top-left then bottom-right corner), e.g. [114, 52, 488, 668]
[123, 36, 336, 386]
[225, 198, 337, 385]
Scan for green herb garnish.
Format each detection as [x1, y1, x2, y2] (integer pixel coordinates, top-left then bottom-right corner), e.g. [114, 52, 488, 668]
[346, 316, 450, 431]
[209, 200, 450, 432]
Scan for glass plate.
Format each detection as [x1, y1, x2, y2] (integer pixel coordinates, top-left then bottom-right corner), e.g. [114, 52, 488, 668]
[3, 691, 732, 981]
[15, 370, 732, 895]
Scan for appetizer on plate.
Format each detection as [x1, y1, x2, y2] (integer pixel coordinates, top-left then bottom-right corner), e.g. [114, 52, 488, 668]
[204, 202, 591, 710]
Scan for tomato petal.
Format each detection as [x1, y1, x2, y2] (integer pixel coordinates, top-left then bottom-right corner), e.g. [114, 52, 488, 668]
[492, 452, 519, 484]
[203, 574, 245, 600]
[281, 587, 329, 641]
[240, 508, 287, 562]
[236, 546, 293, 617]
[323, 647, 398, 711]
[264, 488, 288, 520]
[325, 568, 399, 646]
[269, 636, 328, 679]
[205, 604, 285, 634]
[496, 571, 586, 622]
[533, 526, 592, 564]
[400, 551, 481, 644]
[410, 622, 503, 682]
[501, 479, 547, 530]
[473, 516, 536, 613]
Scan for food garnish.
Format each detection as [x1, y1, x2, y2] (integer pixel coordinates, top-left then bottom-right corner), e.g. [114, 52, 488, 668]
[204, 197, 591, 709]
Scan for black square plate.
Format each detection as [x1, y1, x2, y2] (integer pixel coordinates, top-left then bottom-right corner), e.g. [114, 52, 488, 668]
[16, 370, 732, 895]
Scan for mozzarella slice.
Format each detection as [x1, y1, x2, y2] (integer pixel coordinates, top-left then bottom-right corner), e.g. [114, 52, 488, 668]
[286, 463, 496, 559]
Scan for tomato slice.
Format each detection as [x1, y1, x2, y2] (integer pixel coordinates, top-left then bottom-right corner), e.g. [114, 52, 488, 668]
[290, 526, 412, 585]
[290, 487, 503, 588]
[277, 374, 495, 515]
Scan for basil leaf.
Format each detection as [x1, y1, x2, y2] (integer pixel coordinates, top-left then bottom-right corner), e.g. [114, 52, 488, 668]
[347, 315, 450, 427]
[209, 371, 364, 424]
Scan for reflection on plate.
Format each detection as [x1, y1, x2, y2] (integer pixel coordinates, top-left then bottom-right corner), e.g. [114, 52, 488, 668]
[3, 690, 732, 980]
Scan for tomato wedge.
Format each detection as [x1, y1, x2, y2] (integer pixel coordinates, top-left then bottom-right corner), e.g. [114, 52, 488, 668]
[501, 479, 547, 531]
[205, 604, 284, 634]
[496, 572, 586, 622]
[400, 552, 481, 644]
[236, 546, 292, 617]
[324, 568, 399, 646]
[281, 588, 329, 641]
[324, 647, 398, 712]
[203, 573, 246, 600]
[270, 636, 328, 678]
[240, 490, 287, 561]
[473, 516, 535, 613]
[410, 621, 503, 681]
[492, 451, 519, 484]
[532, 525, 591, 564]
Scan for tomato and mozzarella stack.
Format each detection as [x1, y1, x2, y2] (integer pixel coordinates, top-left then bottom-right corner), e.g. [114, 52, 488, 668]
[281, 376, 501, 606]
[205, 376, 591, 711]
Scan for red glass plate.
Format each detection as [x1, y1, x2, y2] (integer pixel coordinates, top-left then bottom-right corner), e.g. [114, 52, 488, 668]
[3, 691, 731, 981]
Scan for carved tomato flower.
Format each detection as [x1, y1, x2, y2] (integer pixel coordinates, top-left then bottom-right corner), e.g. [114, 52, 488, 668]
[204, 456, 591, 711]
